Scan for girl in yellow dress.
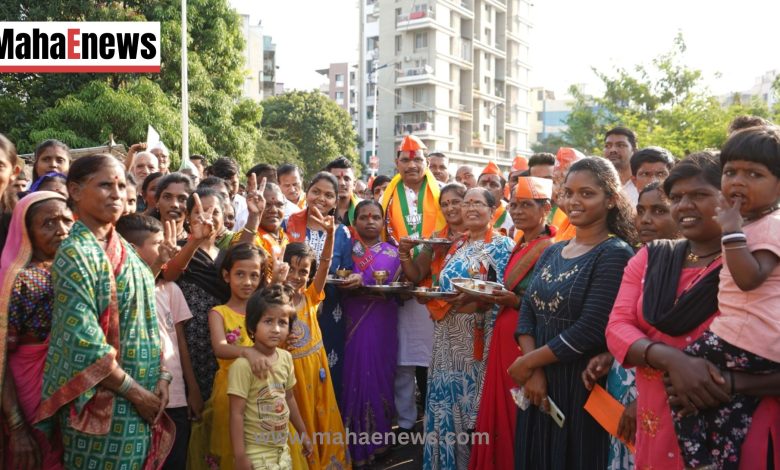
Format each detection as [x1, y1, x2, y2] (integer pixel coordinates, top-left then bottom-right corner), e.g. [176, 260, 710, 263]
[195, 242, 310, 470]
[284, 209, 351, 469]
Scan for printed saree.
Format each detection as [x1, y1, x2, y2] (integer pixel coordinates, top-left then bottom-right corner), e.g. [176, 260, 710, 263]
[37, 221, 173, 470]
[0, 191, 67, 468]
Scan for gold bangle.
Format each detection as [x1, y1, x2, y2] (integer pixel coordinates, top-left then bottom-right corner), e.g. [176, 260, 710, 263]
[6, 408, 25, 430]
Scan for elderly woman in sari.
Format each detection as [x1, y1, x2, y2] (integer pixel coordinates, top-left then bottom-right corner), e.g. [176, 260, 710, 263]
[36, 154, 173, 469]
[423, 187, 514, 470]
[399, 182, 468, 328]
[0, 191, 73, 469]
[469, 177, 557, 470]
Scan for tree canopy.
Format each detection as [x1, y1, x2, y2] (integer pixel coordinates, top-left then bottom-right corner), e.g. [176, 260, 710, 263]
[546, 34, 780, 158]
[261, 90, 360, 178]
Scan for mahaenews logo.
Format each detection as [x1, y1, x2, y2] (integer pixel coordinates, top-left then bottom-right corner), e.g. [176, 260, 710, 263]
[0, 22, 160, 73]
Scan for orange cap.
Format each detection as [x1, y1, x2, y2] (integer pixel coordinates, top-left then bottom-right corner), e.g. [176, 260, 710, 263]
[481, 161, 501, 176]
[555, 147, 586, 171]
[511, 156, 529, 172]
[514, 176, 553, 200]
[399, 135, 427, 152]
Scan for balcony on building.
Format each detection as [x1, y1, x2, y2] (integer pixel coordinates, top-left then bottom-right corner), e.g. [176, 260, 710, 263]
[396, 5, 436, 30]
[394, 121, 435, 139]
[396, 64, 436, 86]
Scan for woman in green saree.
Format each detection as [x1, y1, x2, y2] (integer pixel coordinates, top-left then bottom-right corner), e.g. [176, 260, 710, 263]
[36, 154, 174, 469]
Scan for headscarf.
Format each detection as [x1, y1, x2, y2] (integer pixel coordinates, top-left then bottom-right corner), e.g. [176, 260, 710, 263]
[28, 171, 67, 193]
[0, 191, 67, 410]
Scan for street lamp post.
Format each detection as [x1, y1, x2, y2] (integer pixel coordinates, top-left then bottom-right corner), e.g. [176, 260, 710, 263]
[370, 61, 390, 176]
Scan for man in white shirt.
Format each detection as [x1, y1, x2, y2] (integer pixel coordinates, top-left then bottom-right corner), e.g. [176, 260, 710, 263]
[604, 126, 639, 205]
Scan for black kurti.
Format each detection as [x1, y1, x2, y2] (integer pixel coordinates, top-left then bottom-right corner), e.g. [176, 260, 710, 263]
[514, 237, 634, 470]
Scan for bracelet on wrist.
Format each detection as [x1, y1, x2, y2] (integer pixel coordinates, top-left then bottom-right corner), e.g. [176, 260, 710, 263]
[643, 341, 662, 368]
[159, 371, 174, 383]
[724, 244, 748, 251]
[6, 408, 25, 431]
[118, 372, 135, 397]
[721, 233, 747, 244]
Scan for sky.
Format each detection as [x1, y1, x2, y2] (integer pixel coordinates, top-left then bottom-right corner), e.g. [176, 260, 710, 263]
[230, 0, 779, 97]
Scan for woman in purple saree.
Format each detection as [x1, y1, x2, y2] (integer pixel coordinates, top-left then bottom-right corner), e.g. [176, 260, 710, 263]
[341, 200, 401, 467]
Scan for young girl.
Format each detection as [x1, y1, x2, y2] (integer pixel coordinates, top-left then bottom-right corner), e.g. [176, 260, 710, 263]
[200, 243, 268, 469]
[283, 208, 351, 469]
[673, 125, 780, 469]
[228, 284, 313, 470]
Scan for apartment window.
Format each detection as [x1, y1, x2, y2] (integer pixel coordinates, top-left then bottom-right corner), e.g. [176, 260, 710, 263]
[414, 32, 428, 50]
[335, 91, 344, 100]
[335, 74, 344, 86]
[483, 76, 490, 93]
[485, 4, 492, 17]
[483, 124, 490, 139]
[395, 35, 402, 53]
[413, 87, 427, 105]
[395, 88, 402, 106]
[537, 90, 544, 100]
[536, 111, 543, 121]
[367, 36, 378, 51]
[486, 54, 491, 71]
[484, 28, 491, 43]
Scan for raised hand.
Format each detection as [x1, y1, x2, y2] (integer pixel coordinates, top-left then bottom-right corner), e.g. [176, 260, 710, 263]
[245, 173, 267, 217]
[158, 219, 181, 266]
[270, 259, 290, 284]
[189, 193, 215, 241]
[308, 206, 336, 236]
[714, 193, 744, 233]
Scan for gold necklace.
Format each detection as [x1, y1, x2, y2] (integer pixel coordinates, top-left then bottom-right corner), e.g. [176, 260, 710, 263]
[686, 246, 721, 263]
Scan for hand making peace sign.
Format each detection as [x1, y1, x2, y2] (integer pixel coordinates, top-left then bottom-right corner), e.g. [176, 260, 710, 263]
[245, 173, 268, 217]
[189, 193, 216, 241]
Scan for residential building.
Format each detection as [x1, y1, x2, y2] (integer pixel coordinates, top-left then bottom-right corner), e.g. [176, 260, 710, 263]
[358, 0, 533, 176]
[237, 15, 278, 101]
[317, 63, 359, 129]
[721, 69, 778, 108]
[529, 87, 572, 146]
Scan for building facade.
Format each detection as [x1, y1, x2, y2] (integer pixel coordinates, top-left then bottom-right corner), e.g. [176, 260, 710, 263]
[721, 69, 778, 108]
[529, 87, 571, 146]
[317, 63, 359, 130]
[238, 15, 278, 101]
[359, 0, 533, 175]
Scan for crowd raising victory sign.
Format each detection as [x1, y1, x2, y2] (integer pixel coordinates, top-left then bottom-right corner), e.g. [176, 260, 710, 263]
[1, 114, 780, 470]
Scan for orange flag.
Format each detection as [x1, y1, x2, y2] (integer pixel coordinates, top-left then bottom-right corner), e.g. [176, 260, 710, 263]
[584, 385, 636, 453]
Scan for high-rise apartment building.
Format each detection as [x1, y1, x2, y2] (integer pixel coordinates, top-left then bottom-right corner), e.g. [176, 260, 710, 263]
[358, 0, 533, 175]
[238, 15, 278, 101]
[317, 63, 359, 130]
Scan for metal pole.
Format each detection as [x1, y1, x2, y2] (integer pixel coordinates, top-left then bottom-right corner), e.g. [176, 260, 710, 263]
[370, 61, 379, 176]
[180, 0, 189, 166]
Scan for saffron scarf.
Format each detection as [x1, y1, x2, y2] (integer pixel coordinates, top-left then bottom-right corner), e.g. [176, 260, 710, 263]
[380, 170, 445, 243]
[0, 191, 66, 416]
[491, 201, 508, 229]
[551, 206, 576, 242]
[425, 225, 460, 321]
[285, 208, 309, 243]
[503, 225, 556, 292]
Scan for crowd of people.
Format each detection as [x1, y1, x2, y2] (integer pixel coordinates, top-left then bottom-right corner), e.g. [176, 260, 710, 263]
[0, 114, 779, 470]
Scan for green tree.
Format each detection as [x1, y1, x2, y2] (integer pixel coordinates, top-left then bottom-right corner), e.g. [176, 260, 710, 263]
[261, 91, 359, 177]
[1, 0, 263, 168]
[559, 34, 779, 158]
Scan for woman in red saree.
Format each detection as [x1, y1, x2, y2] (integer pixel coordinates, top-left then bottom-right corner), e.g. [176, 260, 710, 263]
[0, 191, 73, 469]
[35, 155, 174, 469]
[469, 177, 556, 469]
